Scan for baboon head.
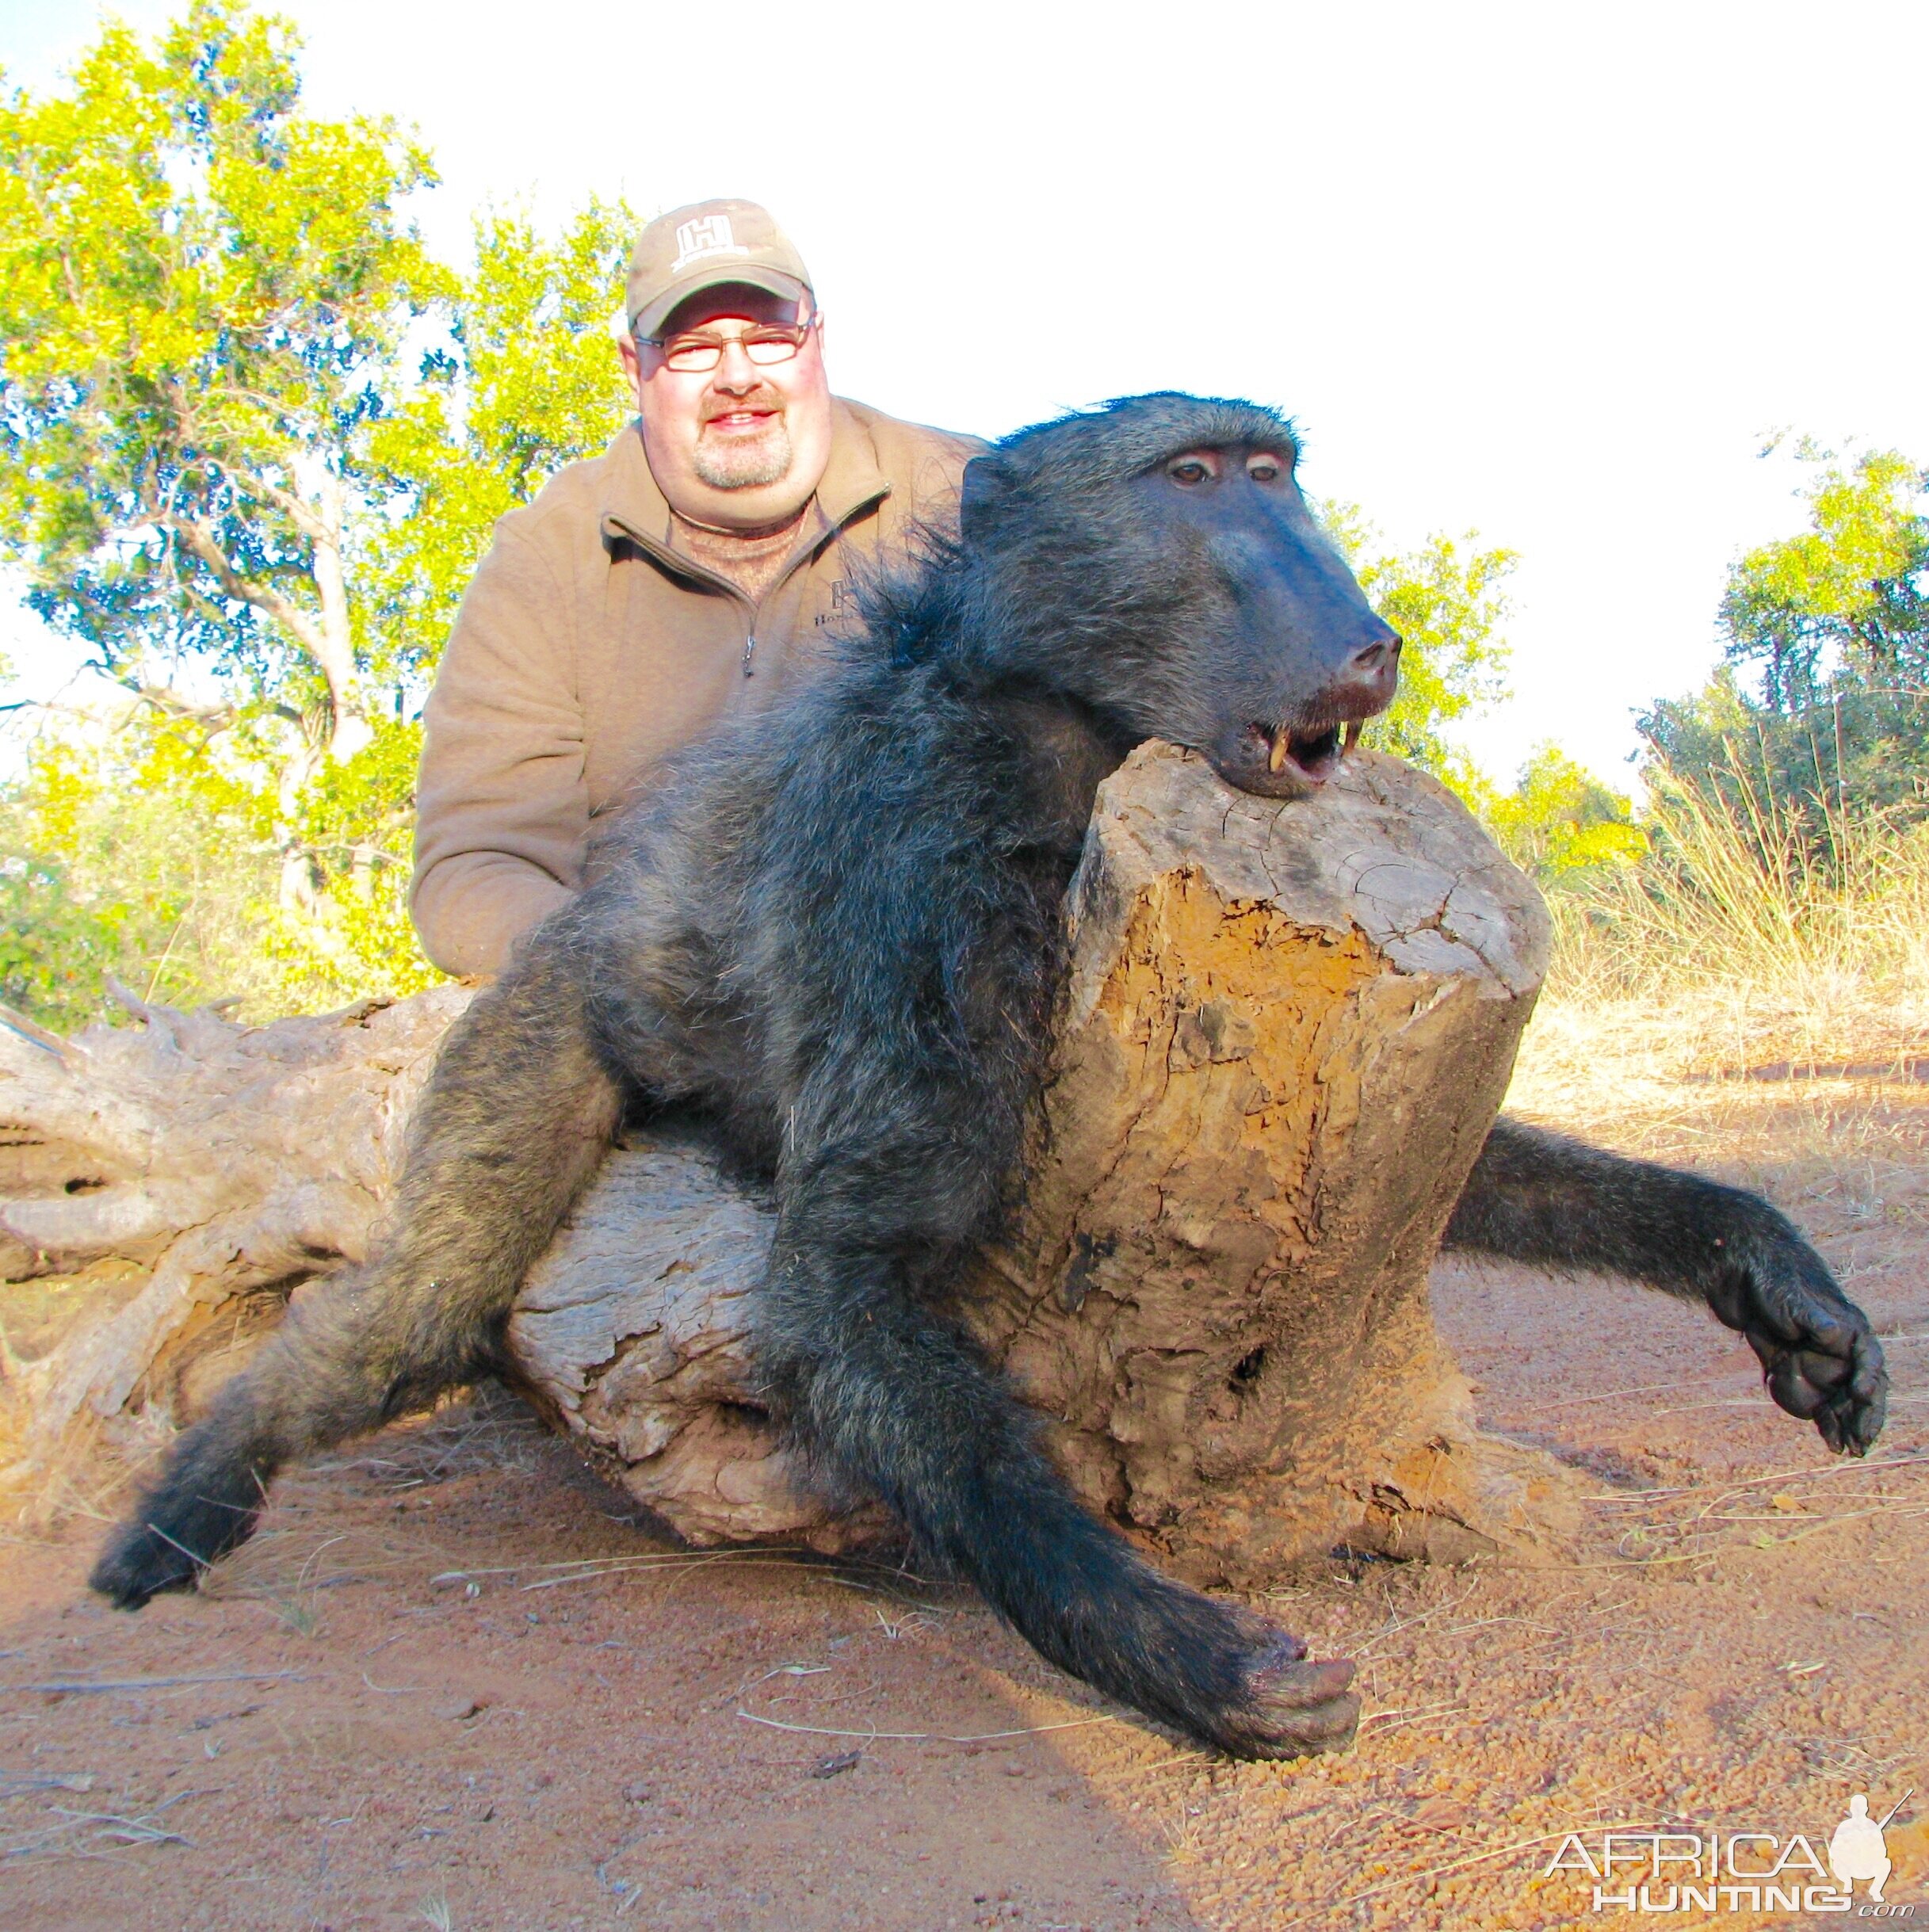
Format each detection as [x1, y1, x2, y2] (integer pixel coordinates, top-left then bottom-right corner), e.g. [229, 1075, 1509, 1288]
[957, 393, 1400, 799]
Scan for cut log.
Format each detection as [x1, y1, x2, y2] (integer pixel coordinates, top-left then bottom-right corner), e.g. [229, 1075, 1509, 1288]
[2, 744, 1583, 1575]
[962, 743, 1579, 1581]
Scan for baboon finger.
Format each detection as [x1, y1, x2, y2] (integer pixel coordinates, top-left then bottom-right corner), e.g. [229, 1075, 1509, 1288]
[1763, 1348, 1828, 1418]
[1840, 1350, 1888, 1456]
[1217, 1648, 1360, 1760]
[90, 1526, 200, 1610]
[1756, 1335, 1888, 1457]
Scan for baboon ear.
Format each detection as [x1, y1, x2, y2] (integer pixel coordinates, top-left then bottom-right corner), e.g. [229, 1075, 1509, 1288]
[959, 457, 1013, 546]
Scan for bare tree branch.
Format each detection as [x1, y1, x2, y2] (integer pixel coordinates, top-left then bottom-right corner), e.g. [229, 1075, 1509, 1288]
[208, 459, 334, 550]
[157, 513, 329, 665]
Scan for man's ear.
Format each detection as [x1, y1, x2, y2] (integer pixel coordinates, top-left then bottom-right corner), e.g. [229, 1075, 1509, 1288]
[959, 457, 1011, 546]
[617, 331, 646, 411]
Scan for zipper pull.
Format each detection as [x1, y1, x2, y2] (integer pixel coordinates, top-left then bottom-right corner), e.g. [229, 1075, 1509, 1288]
[742, 633, 756, 678]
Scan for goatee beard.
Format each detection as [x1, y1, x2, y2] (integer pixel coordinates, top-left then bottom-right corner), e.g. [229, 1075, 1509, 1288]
[693, 418, 793, 491]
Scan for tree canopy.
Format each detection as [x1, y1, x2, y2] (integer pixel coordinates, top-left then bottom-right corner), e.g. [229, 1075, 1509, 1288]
[1720, 441, 1929, 712]
[360, 200, 640, 686]
[1644, 441, 1929, 829]
[1315, 502, 1516, 780]
[0, 0, 635, 1019]
[0, 0, 439, 756]
[1483, 744, 1644, 880]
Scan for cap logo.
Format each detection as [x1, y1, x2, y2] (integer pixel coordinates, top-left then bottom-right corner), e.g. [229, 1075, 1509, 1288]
[672, 214, 752, 274]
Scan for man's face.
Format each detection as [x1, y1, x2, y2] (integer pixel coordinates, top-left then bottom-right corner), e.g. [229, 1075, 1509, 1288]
[621, 284, 834, 531]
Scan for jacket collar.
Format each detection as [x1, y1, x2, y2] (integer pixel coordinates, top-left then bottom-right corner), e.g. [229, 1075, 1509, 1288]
[600, 398, 891, 561]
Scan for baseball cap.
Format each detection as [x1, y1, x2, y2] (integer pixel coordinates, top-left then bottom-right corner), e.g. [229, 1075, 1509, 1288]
[625, 199, 814, 338]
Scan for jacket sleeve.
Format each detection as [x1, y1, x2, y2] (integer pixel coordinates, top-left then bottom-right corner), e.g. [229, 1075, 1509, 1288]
[410, 524, 587, 977]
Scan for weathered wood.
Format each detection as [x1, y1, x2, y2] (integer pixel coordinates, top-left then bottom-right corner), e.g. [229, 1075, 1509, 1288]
[0, 985, 471, 1479]
[2, 743, 1582, 1574]
[961, 743, 1577, 1581]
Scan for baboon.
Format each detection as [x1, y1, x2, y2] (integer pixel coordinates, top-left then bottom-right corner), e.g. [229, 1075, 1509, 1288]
[93, 394, 1888, 1761]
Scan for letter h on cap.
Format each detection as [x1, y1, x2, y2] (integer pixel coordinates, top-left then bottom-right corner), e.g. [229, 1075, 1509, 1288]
[673, 216, 749, 273]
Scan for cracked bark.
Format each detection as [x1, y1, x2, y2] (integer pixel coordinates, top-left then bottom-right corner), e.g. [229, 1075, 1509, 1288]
[0, 989, 467, 1483]
[2, 743, 1580, 1575]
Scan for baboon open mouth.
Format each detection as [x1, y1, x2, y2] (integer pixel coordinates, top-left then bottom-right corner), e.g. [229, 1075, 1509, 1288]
[1251, 720, 1351, 784]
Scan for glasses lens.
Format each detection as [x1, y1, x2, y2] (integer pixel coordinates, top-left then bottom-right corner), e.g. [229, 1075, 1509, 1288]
[742, 333, 803, 365]
[655, 324, 808, 372]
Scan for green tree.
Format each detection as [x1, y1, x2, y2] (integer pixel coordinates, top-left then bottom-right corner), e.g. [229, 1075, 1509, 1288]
[0, 704, 281, 1028]
[1644, 440, 1929, 830]
[1316, 503, 1515, 779]
[0, 2, 636, 1021]
[1721, 440, 1929, 712]
[0, 0, 440, 788]
[361, 200, 636, 685]
[1484, 743, 1644, 881]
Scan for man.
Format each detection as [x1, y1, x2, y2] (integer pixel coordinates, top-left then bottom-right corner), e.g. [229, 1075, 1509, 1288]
[410, 198, 982, 976]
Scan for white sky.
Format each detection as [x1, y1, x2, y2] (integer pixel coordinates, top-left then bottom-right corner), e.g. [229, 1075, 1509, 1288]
[5, 0, 1927, 790]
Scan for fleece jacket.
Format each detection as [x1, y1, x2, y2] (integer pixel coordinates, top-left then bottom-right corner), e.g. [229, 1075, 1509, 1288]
[410, 399, 982, 976]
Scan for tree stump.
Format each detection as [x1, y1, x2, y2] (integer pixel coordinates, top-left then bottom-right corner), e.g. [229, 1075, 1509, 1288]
[961, 743, 1579, 1583]
[2, 743, 1583, 1575]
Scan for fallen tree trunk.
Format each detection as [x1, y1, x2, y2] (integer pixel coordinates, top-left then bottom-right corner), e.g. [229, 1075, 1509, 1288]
[2, 744, 1581, 1573]
[0, 984, 473, 1484]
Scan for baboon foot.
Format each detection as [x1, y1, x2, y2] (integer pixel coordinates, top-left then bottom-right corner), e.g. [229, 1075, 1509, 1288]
[90, 1445, 265, 1610]
[1071, 1573, 1362, 1760]
[1209, 1635, 1360, 1761]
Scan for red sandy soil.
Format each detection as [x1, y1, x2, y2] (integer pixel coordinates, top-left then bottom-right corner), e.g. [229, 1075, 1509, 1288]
[2, 1079, 1924, 1931]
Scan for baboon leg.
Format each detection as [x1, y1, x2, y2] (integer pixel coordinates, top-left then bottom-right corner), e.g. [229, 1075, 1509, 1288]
[758, 1207, 1358, 1761]
[90, 945, 624, 1609]
[1445, 1115, 1888, 1454]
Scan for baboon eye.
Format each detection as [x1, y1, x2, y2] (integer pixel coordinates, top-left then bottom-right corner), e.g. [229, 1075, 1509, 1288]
[1167, 453, 1218, 486]
[1247, 454, 1285, 484]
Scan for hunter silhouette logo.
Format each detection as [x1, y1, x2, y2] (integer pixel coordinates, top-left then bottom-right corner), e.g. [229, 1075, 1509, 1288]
[1831, 1793, 1905, 1903]
[1542, 1789, 1917, 1914]
[671, 214, 750, 274]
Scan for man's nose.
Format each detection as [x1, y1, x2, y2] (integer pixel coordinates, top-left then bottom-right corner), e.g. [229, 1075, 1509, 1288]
[710, 339, 760, 391]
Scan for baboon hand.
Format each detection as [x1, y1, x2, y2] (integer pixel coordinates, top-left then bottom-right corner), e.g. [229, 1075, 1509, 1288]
[1704, 1235, 1888, 1456]
[1213, 1634, 1360, 1762]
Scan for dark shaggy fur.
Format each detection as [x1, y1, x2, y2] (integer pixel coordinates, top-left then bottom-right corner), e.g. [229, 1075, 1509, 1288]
[92, 395, 1888, 1760]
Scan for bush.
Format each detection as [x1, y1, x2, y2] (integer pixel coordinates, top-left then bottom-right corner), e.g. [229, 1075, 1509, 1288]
[1482, 745, 1646, 883]
[0, 707, 442, 1029]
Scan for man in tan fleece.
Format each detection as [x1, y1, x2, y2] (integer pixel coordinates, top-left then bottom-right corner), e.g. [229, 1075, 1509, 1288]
[410, 199, 982, 976]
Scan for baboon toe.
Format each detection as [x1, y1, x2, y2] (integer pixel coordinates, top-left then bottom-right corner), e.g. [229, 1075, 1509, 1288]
[1220, 1644, 1360, 1760]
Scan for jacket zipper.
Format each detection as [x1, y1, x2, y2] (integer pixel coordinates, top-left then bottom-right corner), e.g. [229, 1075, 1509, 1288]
[605, 493, 884, 686]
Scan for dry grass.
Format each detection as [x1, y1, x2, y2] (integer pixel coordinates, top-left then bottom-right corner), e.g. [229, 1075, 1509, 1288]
[1543, 773, 1929, 1032]
[1511, 781, 1929, 1169]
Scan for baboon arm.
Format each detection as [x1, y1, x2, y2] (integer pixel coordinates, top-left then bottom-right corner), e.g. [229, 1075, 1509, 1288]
[1443, 1116, 1889, 1454]
[756, 1199, 1358, 1761]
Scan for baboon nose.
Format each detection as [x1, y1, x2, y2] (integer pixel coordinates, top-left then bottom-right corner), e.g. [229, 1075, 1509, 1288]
[1340, 632, 1400, 703]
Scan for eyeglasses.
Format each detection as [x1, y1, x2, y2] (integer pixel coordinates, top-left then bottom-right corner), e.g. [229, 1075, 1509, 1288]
[640, 315, 821, 374]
